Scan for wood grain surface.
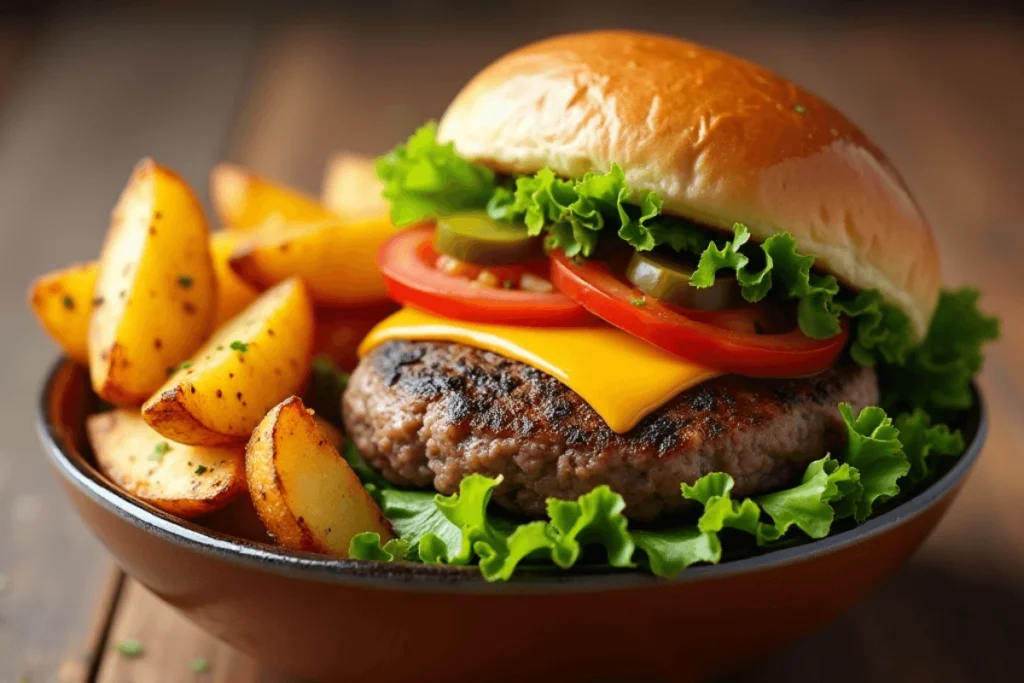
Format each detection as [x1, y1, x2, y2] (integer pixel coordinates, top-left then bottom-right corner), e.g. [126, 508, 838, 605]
[4, 6, 1022, 683]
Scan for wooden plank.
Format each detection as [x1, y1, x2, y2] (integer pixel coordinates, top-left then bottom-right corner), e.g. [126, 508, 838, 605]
[0, 10, 259, 683]
[90, 16, 1024, 683]
[94, 580, 291, 683]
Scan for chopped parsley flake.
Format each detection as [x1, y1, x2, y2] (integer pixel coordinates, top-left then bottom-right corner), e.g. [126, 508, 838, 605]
[502, 280, 516, 290]
[230, 341, 248, 353]
[194, 465, 208, 475]
[149, 442, 171, 462]
[116, 639, 145, 658]
[793, 103, 807, 115]
[62, 295, 75, 310]
[189, 658, 210, 674]
[177, 274, 194, 289]
[630, 296, 646, 307]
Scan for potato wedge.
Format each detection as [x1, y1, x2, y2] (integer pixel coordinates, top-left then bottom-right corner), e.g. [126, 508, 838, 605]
[89, 159, 217, 406]
[246, 396, 392, 556]
[28, 232, 255, 362]
[211, 163, 334, 231]
[313, 302, 398, 371]
[229, 217, 391, 306]
[28, 262, 98, 365]
[87, 409, 245, 518]
[142, 277, 314, 446]
[322, 153, 388, 219]
[210, 231, 259, 325]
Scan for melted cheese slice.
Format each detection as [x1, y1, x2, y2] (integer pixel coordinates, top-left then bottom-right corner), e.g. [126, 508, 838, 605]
[358, 308, 722, 433]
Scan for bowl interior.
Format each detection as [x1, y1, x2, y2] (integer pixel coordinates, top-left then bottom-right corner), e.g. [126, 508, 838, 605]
[38, 358, 988, 592]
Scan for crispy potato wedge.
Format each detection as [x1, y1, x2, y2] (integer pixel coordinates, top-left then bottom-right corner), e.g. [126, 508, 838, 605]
[229, 217, 391, 306]
[28, 261, 98, 365]
[313, 302, 398, 371]
[211, 163, 334, 231]
[89, 159, 217, 406]
[322, 153, 388, 219]
[142, 278, 315, 446]
[87, 409, 245, 518]
[246, 396, 392, 556]
[28, 232, 256, 362]
[210, 231, 259, 325]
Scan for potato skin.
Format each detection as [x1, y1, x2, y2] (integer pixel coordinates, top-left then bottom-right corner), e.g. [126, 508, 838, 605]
[28, 261, 98, 365]
[210, 163, 333, 231]
[229, 217, 392, 307]
[89, 159, 217, 406]
[87, 409, 245, 518]
[142, 278, 315, 446]
[245, 396, 392, 557]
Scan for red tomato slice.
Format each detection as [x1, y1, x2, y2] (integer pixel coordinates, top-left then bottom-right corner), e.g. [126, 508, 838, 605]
[549, 250, 848, 377]
[377, 225, 592, 326]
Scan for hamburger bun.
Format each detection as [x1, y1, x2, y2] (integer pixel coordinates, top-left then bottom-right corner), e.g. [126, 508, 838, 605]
[437, 30, 940, 337]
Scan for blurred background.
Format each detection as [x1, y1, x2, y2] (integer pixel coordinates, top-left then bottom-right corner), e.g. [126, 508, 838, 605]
[1, 1, 1022, 682]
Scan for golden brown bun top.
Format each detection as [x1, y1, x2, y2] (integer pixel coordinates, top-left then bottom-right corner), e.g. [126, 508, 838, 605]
[437, 31, 940, 337]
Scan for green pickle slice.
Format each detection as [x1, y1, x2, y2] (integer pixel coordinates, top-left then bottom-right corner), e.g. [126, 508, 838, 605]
[626, 251, 742, 310]
[435, 213, 542, 265]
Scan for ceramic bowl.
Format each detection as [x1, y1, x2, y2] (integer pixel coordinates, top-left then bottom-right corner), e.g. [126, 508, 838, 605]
[37, 359, 987, 683]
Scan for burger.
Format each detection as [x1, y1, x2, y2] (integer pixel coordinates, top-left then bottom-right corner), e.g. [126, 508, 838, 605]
[341, 31, 999, 578]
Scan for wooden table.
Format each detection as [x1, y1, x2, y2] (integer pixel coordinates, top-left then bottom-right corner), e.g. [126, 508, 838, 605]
[2, 6, 1022, 683]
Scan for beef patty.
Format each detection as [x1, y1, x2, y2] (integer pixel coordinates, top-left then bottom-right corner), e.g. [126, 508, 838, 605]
[342, 340, 879, 521]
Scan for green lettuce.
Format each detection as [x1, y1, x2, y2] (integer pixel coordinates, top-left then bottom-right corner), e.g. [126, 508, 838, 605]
[348, 534, 410, 562]
[894, 409, 965, 483]
[350, 476, 636, 579]
[755, 456, 860, 543]
[376, 122, 496, 226]
[487, 164, 707, 258]
[879, 288, 1000, 413]
[839, 403, 909, 522]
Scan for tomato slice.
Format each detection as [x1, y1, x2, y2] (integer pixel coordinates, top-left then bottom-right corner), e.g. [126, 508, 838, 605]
[378, 225, 592, 326]
[549, 251, 848, 377]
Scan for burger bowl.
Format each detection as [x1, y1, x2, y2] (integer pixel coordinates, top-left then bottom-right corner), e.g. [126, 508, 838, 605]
[38, 358, 987, 683]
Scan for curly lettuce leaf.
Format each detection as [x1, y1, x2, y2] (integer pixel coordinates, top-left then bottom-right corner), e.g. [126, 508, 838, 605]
[683, 473, 760, 535]
[546, 487, 635, 568]
[349, 533, 411, 562]
[880, 288, 1000, 413]
[373, 487, 463, 563]
[633, 527, 720, 578]
[839, 403, 910, 522]
[376, 122, 496, 226]
[488, 164, 674, 258]
[894, 409, 965, 482]
[756, 456, 861, 543]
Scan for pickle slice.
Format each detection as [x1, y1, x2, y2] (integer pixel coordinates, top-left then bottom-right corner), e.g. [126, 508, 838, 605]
[435, 213, 542, 265]
[625, 251, 742, 310]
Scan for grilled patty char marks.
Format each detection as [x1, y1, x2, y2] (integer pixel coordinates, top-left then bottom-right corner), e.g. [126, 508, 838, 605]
[342, 340, 879, 521]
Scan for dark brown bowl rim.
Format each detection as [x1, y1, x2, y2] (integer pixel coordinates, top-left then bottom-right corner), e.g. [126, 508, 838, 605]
[37, 358, 987, 594]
